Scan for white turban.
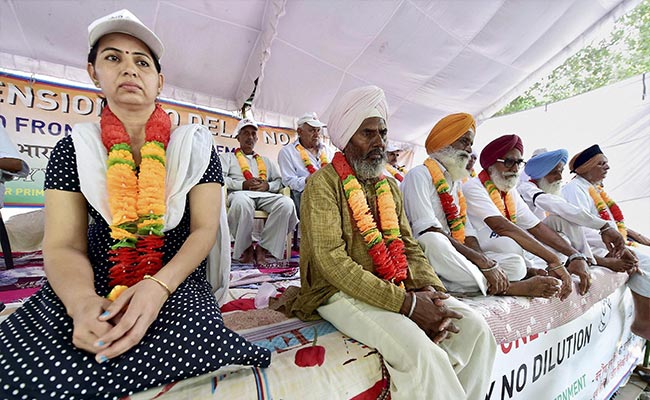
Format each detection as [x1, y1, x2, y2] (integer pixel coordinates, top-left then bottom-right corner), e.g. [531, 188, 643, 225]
[327, 85, 388, 150]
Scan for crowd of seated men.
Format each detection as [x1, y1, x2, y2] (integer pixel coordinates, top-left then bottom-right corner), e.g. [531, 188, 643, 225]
[228, 102, 650, 343]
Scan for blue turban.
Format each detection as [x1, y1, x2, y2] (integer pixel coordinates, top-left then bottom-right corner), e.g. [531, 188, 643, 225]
[524, 149, 569, 180]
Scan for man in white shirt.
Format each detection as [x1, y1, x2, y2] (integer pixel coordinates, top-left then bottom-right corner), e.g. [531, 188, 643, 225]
[220, 118, 298, 264]
[519, 148, 626, 260]
[404, 113, 555, 297]
[384, 144, 407, 185]
[277, 112, 333, 218]
[463, 135, 591, 300]
[562, 144, 650, 339]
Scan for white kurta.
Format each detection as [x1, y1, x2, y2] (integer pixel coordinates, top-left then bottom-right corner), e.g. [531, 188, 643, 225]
[220, 151, 298, 259]
[277, 140, 334, 193]
[402, 163, 525, 294]
[518, 180, 604, 259]
[462, 176, 547, 269]
[563, 176, 650, 296]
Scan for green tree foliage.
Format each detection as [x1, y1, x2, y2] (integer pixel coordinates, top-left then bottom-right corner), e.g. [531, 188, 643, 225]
[496, 0, 650, 116]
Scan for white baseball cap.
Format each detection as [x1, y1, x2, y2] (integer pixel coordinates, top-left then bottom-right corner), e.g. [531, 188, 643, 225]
[235, 118, 259, 136]
[386, 144, 400, 153]
[88, 9, 164, 60]
[297, 112, 325, 128]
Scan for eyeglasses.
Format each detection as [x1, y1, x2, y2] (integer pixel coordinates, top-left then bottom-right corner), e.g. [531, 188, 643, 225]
[496, 158, 526, 168]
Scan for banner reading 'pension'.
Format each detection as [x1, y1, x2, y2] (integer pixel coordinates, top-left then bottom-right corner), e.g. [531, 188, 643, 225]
[0, 71, 297, 206]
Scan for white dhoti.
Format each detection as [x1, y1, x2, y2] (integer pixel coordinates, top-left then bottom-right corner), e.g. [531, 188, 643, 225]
[227, 191, 298, 259]
[317, 291, 496, 400]
[417, 231, 526, 295]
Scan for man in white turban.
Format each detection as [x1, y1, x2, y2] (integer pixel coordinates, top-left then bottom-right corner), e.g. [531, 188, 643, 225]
[291, 86, 495, 400]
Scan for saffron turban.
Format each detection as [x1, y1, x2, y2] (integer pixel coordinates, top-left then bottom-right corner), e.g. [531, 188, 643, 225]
[524, 149, 569, 180]
[569, 144, 603, 173]
[425, 113, 476, 153]
[327, 85, 388, 150]
[479, 134, 524, 170]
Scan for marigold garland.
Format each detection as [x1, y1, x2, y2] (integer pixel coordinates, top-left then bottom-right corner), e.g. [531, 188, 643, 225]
[296, 143, 328, 174]
[588, 185, 628, 241]
[385, 164, 405, 182]
[235, 148, 267, 180]
[101, 104, 170, 295]
[331, 152, 408, 284]
[424, 159, 466, 243]
[479, 170, 516, 223]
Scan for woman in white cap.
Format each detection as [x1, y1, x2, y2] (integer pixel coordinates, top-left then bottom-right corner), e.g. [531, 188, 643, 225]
[0, 9, 270, 399]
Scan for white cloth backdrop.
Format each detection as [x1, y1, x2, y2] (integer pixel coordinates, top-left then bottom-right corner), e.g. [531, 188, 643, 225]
[472, 74, 650, 235]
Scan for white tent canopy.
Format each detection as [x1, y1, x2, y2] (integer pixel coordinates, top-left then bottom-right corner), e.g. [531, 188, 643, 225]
[0, 0, 641, 145]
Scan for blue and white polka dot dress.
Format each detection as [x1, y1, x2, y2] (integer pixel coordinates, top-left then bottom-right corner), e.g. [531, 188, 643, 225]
[0, 136, 271, 399]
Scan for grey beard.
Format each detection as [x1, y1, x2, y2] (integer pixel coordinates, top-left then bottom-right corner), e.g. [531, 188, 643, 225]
[431, 147, 470, 182]
[351, 156, 386, 181]
[488, 165, 519, 192]
[538, 177, 562, 195]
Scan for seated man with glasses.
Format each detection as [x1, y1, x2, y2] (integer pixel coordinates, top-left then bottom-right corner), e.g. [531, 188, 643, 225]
[462, 135, 592, 300]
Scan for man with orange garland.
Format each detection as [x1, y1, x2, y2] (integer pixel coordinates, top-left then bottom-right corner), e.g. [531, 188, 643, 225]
[562, 144, 650, 339]
[278, 112, 333, 218]
[291, 86, 495, 400]
[462, 135, 592, 300]
[384, 144, 407, 185]
[402, 113, 543, 297]
[220, 118, 298, 264]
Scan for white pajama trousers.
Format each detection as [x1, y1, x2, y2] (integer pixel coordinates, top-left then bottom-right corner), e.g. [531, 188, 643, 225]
[317, 292, 496, 400]
[227, 192, 298, 259]
[417, 231, 527, 294]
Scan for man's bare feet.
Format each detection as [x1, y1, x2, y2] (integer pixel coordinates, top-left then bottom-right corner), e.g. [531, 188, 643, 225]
[254, 245, 268, 265]
[525, 267, 548, 278]
[239, 245, 255, 264]
[505, 276, 562, 298]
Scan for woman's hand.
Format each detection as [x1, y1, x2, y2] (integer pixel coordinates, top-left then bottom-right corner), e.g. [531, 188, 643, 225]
[68, 294, 114, 354]
[93, 279, 169, 363]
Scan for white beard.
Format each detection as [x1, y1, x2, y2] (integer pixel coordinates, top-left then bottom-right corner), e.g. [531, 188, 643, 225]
[351, 155, 386, 181]
[431, 147, 470, 182]
[538, 177, 562, 195]
[488, 165, 519, 192]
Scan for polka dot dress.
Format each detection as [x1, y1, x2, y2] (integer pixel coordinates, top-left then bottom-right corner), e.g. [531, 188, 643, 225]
[0, 136, 271, 400]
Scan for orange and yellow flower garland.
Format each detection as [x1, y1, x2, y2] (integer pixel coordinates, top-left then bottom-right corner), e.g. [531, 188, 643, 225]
[424, 159, 466, 243]
[296, 143, 328, 174]
[331, 153, 408, 284]
[101, 104, 170, 292]
[235, 148, 267, 180]
[588, 185, 627, 240]
[385, 164, 405, 182]
[479, 170, 516, 223]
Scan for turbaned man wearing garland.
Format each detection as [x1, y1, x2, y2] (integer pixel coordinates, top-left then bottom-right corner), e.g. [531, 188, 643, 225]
[462, 134, 593, 301]
[562, 144, 650, 339]
[402, 113, 534, 297]
[290, 86, 495, 400]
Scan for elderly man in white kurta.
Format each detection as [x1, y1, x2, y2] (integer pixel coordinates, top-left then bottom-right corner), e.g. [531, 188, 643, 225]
[463, 134, 592, 300]
[562, 144, 650, 339]
[404, 113, 549, 297]
[519, 149, 626, 259]
[220, 118, 298, 265]
[277, 112, 333, 218]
